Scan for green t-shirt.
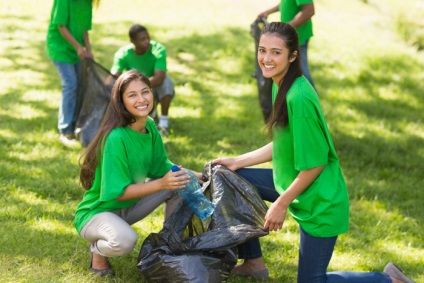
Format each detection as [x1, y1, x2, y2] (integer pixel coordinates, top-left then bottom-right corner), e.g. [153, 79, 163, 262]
[272, 76, 349, 237]
[280, 0, 313, 45]
[111, 41, 167, 77]
[74, 119, 173, 233]
[46, 0, 92, 63]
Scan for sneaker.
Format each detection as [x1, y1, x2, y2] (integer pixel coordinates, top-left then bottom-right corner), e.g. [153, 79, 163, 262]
[159, 126, 169, 136]
[59, 133, 78, 146]
[384, 262, 415, 283]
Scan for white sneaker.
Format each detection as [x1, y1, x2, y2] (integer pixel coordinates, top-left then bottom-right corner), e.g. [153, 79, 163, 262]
[59, 134, 78, 146]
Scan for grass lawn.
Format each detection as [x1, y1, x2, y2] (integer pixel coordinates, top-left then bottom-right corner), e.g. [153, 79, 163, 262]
[0, 0, 423, 282]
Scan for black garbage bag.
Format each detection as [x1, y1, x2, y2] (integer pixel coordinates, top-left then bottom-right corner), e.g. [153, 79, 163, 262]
[75, 58, 117, 146]
[137, 163, 269, 283]
[250, 17, 273, 122]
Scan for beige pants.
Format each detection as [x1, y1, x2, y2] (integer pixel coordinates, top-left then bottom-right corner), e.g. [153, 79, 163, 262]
[80, 190, 181, 257]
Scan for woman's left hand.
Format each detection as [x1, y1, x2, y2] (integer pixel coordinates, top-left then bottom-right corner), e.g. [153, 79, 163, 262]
[264, 201, 288, 231]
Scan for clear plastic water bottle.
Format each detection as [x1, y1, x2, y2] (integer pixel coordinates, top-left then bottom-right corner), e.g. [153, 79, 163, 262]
[172, 165, 215, 220]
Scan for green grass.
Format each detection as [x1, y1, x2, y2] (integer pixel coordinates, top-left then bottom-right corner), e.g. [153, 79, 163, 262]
[1, 0, 423, 282]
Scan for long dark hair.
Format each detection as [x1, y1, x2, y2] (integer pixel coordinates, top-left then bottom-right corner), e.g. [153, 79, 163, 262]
[263, 22, 303, 131]
[79, 70, 152, 190]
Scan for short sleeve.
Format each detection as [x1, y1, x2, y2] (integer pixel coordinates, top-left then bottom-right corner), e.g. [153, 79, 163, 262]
[51, 0, 69, 26]
[291, 116, 329, 171]
[296, 0, 314, 5]
[111, 48, 126, 73]
[146, 121, 173, 178]
[99, 134, 132, 201]
[153, 44, 167, 71]
[288, 85, 329, 171]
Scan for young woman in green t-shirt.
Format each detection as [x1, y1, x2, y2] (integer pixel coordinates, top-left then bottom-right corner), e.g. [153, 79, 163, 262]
[213, 22, 414, 283]
[75, 70, 196, 277]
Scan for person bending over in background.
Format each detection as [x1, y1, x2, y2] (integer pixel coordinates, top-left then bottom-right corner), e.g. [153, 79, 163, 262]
[213, 22, 415, 283]
[46, 0, 99, 146]
[74, 70, 201, 277]
[111, 24, 175, 136]
[259, 0, 316, 89]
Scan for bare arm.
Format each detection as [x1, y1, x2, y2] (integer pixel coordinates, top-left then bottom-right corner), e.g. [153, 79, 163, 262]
[264, 165, 325, 231]
[258, 4, 279, 19]
[105, 71, 121, 87]
[288, 3, 315, 28]
[83, 31, 94, 59]
[149, 70, 166, 88]
[58, 25, 87, 59]
[213, 142, 273, 171]
[116, 169, 190, 201]
[111, 71, 122, 77]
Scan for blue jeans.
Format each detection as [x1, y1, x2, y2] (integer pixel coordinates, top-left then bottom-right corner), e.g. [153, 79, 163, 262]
[235, 168, 392, 283]
[300, 40, 315, 89]
[53, 61, 81, 135]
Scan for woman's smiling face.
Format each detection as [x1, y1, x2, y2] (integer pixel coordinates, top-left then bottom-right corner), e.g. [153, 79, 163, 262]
[258, 33, 296, 84]
[122, 80, 154, 119]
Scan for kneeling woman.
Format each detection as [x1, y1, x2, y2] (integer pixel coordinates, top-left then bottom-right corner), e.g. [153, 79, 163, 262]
[74, 70, 193, 277]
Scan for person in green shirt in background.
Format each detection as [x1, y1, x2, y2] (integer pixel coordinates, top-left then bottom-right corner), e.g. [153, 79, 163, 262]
[259, 0, 316, 89]
[46, 0, 99, 145]
[111, 24, 175, 136]
[213, 22, 415, 283]
[75, 70, 202, 277]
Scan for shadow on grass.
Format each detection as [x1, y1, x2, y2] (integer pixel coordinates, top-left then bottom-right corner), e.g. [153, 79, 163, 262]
[313, 53, 424, 206]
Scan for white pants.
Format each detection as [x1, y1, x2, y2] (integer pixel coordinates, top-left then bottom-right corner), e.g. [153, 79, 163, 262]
[80, 190, 181, 257]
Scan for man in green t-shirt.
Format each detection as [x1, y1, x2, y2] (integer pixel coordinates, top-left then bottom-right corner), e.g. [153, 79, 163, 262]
[111, 24, 175, 135]
[258, 0, 316, 89]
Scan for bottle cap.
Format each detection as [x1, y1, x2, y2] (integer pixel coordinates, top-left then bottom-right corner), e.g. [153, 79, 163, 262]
[171, 165, 180, 172]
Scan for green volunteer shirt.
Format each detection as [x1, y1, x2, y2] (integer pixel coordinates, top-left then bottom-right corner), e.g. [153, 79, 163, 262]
[74, 118, 173, 233]
[111, 41, 167, 77]
[46, 0, 92, 63]
[280, 0, 313, 45]
[272, 76, 349, 237]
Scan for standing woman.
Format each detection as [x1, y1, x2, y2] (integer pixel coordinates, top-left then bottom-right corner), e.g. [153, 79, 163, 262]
[75, 70, 193, 277]
[213, 22, 414, 283]
[46, 0, 99, 145]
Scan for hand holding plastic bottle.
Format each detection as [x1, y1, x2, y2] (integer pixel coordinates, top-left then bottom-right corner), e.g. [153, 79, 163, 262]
[161, 166, 190, 190]
[171, 165, 215, 220]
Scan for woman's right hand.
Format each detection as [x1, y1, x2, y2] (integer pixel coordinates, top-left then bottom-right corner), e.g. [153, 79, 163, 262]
[212, 157, 238, 171]
[161, 168, 190, 190]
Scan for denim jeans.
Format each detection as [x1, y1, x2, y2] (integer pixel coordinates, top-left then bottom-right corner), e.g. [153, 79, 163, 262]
[235, 168, 392, 283]
[299, 39, 316, 89]
[235, 168, 278, 259]
[298, 228, 391, 283]
[53, 61, 81, 135]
